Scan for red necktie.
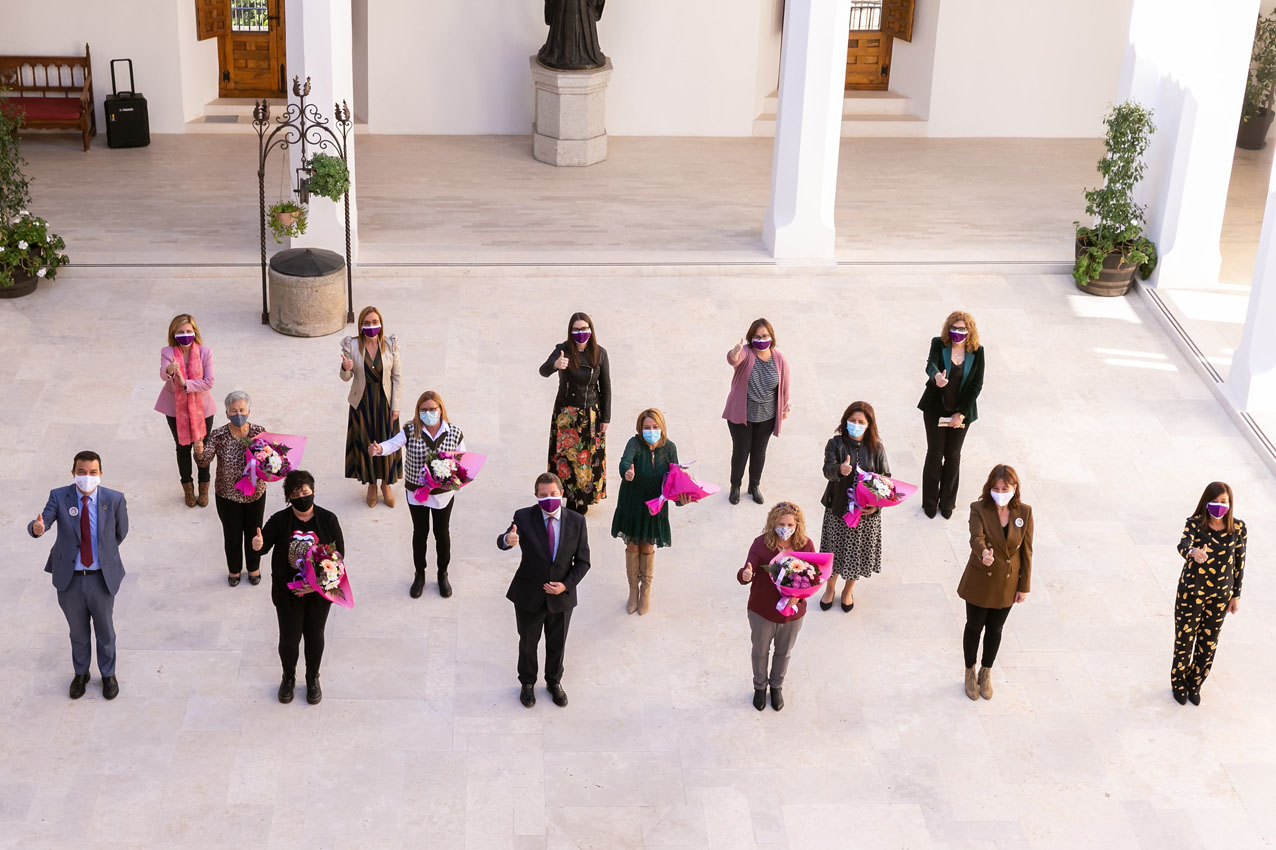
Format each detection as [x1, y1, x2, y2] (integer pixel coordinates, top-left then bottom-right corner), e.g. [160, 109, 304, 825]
[79, 495, 92, 567]
[546, 516, 555, 559]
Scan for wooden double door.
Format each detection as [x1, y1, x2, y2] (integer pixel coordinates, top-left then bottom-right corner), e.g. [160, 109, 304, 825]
[845, 0, 915, 91]
[195, 0, 286, 98]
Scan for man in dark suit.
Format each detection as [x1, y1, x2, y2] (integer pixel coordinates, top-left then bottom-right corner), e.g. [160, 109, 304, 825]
[497, 472, 591, 707]
[27, 450, 129, 700]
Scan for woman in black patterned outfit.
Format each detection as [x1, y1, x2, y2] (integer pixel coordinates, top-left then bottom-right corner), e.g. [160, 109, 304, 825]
[1172, 481, 1247, 706]
[818, 401, 890, 612]
[540, 313, 611, 515]
[340, 305, 403, 508]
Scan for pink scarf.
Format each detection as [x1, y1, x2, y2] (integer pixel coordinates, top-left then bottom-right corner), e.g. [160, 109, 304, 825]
[172, 343, 206, 446]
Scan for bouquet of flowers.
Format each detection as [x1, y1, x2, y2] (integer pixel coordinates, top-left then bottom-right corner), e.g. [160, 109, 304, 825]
[842, 469, 917, 528]
[234, 433, 307, 497]
[410, 451, 487, 504]
[645, 463, 722, 515]
[762, 550, 834, 617]
[287, 542, 354, 609]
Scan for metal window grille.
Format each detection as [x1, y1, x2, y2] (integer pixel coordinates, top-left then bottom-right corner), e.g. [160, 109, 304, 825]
[231, 0, 269, 32]
[849, 1, 882, 31]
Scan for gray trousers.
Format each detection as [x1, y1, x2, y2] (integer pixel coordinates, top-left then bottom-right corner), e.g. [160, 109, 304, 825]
[56, 572, 116, 677]
[748, 610, 804, 690]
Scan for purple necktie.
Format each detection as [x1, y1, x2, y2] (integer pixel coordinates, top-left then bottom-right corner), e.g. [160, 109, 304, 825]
[546, 516, 555, 558]
[79, 495, 92, 567]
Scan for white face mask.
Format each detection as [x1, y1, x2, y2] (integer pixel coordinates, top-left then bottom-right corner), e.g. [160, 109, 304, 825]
[774, 525, 795, 541]
[74, 474, 101, 494]
[990, 489, 1014, 507]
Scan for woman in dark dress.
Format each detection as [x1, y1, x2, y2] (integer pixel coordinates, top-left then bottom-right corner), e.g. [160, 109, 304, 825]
[540, 312, 611, 515]
[611, 408, 687, 615]
[538, 0, 606, 70]
[1172, 481, 1247, 706]
[340, 305, 403, 507]
[252, 470, 345, 706]
[917, 311, 985, 519]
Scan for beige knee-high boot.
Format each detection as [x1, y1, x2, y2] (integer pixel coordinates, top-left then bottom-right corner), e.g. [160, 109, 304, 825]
[625, 550, 640, 614]
[637, 551, 655, 615]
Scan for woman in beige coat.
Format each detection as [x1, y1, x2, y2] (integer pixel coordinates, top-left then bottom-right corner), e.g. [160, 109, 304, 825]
[340, 305, 403, 507]
[957, 463, 1033, 700]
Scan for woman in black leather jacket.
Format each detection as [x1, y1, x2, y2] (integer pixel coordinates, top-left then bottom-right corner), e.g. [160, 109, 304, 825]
[540, 312, 611, 514]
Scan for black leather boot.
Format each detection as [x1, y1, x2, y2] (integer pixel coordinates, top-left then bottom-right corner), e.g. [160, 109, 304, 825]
[278, 673, 295, 704]
[306, 673, 322, 705]
[410, 569, 425, 599]
[438, 569, 453, 598]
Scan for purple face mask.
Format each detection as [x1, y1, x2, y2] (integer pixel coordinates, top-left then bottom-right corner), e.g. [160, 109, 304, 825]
[949, 329, 969, 343]
[174, 333, 195, 347]
[361, 325, 381, 338]
[538, 496, 562, 514]
[570, 329, 591, 344]
[751, 338, 772, 351]
[1206, 501, 1229, 519]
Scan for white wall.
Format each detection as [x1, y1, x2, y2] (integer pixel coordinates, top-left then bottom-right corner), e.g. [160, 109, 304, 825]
[755, 0, 784, 106]
[0, 0, 216, 135]
[889, 0, 941, 119]
[924, 0, 1133, 137]
[351, 0, 369, 124]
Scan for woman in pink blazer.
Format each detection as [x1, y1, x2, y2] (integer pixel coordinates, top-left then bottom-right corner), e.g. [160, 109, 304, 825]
[154, 313, 216, 507]
[722, 318, 791, 505]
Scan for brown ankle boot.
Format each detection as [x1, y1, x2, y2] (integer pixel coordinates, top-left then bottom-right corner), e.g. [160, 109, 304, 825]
[964, 666, 978, 700]
[978, 666, 993, 700]
[182, 482, 196, 508]
[197, 481, 210, 507]
[637, 552, 655, 615]
[624, 550, 640, 614]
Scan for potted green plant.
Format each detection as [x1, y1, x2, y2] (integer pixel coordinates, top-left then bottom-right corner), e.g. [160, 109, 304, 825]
[1239, 10, 1276, 150]
[305, 153, 350, 201]
[1073, 101, 1158, 297]
[1, 100, 69, 298]
[268, 200, 307, 244]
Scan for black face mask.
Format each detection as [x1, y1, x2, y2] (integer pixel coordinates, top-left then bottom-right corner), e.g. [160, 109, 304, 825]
[291, 494, 314, 512]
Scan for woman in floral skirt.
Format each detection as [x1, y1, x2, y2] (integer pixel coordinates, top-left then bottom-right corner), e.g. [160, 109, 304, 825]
[539, 312, 611, 514]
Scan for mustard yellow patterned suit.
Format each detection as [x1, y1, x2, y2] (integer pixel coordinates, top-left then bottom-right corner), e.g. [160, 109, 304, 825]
[1171, 517, 1247, 699]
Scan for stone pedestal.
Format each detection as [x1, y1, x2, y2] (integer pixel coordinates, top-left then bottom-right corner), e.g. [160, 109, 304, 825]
[530, 57, 613, 167]
[268, 248, 347, 337]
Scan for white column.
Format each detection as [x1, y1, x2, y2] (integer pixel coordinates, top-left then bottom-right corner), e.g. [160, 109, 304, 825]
[1118, 0, 1259, 288]
[1228, 165, 1276, 413]
[763, 0, 851, 261]
[285, 0, 358, 260]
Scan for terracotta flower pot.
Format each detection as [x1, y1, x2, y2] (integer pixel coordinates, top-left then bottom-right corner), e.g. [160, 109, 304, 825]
[1237, 108, 1275, 151]
[1075, 239, 1137, 297]
[0, 271, 38, 299]
[274, 210, 300, 228]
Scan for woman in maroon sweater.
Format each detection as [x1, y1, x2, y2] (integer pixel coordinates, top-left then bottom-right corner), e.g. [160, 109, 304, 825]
[737, 501, 815, 712]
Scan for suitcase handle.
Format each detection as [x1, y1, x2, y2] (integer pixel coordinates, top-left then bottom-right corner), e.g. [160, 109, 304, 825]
[110, 59, 136, 98]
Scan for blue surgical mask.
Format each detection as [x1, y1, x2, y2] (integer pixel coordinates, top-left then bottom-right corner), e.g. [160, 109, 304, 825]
[422, 410, 441, 427]
[774, 525, 795, 541]
[642, 428, 661, 445]
[846, 421, 867, 439]
[228, 414, 248, 427]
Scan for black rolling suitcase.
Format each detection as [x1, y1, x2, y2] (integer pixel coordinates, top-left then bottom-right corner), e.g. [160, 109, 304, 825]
[105, 59, 149, 148]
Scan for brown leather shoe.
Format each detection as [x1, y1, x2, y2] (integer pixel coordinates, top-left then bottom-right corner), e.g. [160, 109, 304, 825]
[978, 666, 993, 700]
[366, 483, 378, 507]
[381, 484, 395, 508]
[964, 666, 978, 701]
[197, 481, 210, 507]
[182, 482, 196, 508]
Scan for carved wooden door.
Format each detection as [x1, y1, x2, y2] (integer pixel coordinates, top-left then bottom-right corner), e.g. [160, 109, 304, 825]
[844, 0, 914, 92]
[197, 0, 286, 98]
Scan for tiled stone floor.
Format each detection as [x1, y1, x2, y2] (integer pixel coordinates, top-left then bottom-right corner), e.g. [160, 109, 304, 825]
[2, 265, 1274, 849]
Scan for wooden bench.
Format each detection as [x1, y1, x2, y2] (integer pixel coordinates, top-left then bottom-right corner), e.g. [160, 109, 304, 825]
[0, 44, 96, 151]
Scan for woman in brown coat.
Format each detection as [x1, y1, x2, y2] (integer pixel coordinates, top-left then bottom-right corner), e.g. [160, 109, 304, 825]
[957, 464, 1033, 701]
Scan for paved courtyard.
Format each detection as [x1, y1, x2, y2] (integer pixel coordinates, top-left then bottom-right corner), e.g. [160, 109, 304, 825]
[2, 258, 1275, 849]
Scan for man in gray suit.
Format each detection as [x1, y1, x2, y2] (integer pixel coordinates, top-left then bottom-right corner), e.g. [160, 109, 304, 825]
[28, 450, 129, 700]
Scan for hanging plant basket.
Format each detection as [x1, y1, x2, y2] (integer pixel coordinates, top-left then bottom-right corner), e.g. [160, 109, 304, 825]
[268, 201, 308, 244]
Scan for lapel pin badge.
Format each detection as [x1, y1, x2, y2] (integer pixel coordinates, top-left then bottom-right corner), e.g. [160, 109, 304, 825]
[69, 506, 78, 517]
[1015, 517, 1024, 528]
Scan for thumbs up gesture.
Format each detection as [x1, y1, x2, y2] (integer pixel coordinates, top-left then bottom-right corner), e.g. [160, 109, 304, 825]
[251, 527, 264, 551]
[935, 369, 949, 388]
[32, 513, 46, 537]
[367, 442, 383, 456]
[624, 466, 635, 482]
[505, 522, 520, 548]
[981, 548, 994, 566]
[340, 348, 354, 372]
[1191, 545, 1209, 564]
[553, 349, 569, 371]
[741, 561, 754, 582]
[839, 454, 853, 476]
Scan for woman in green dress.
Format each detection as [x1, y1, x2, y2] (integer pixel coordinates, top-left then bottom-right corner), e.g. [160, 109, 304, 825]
[612, 408, 688, 615]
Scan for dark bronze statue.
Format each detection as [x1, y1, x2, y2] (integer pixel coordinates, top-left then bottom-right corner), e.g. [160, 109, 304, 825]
[538, 0, 607, 70]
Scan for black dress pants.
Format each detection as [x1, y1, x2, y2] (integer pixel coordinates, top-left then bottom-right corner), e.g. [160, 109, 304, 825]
[166, 415, 214, 484]
[727, 417, 776, 489]
[963, 601, 1012, 668]
[273, 584, 332, 677]
[922, 413, 969, 513]
[407, 497, 454, 575]
[514, 604, 572, 686]
[215, 494, 266, 574]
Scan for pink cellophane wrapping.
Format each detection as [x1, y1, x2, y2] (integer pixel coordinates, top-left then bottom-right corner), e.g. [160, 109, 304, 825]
[286, 543, 354, 609]
[765, 550, 834, 616]
[842, 470, 918, 528]
[234, 433, 308, 497]
[645, 463, 722, 516]
[409, 451, 487, 505]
